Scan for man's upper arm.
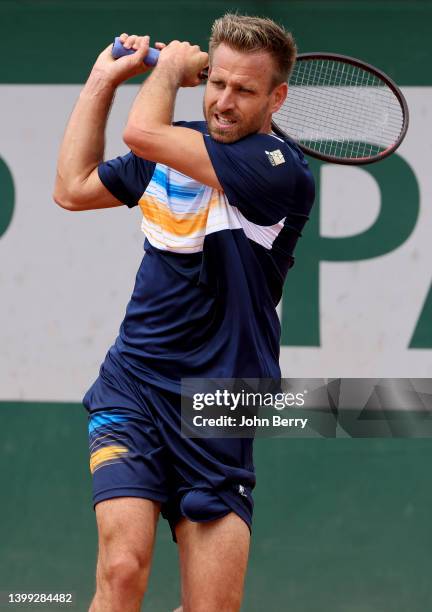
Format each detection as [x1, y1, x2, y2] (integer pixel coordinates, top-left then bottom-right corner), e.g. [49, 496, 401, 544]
[123, 125, 222, 191]
[72, 169, 125, 210]
[56, 151, 156, 212]
[203, 132, 314, 226]
[54, 165, 124, 211]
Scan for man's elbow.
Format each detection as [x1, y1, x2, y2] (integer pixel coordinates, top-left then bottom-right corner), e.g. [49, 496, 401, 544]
[123, 124, 158, 159]
[53, 183, 84, 212]
[53, 193, 77, 211]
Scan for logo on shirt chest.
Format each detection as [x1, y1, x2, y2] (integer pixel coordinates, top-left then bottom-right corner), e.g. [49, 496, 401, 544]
[265, 149, 286, 166]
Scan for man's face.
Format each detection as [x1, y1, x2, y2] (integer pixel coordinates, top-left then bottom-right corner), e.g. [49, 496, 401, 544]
[203, 43, 286, 143]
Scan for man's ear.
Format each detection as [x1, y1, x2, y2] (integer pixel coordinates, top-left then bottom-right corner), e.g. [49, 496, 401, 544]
[271, 82, 288, 114]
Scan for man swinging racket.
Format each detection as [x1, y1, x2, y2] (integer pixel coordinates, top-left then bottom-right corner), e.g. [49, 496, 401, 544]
[54, 13, 314, 612]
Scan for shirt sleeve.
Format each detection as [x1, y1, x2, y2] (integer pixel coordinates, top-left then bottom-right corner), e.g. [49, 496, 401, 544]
[203, 132, 312, 226]
[98, 152, 156, 208]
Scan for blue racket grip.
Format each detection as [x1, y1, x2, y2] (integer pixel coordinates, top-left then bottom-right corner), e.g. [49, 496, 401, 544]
[112, 37, 160, 66]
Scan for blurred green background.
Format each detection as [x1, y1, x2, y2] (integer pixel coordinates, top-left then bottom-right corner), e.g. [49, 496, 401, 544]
[1, 0, 430, 85]
[1, 403, 432, 611]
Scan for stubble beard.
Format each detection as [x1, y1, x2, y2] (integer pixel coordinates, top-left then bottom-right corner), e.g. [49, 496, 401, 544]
[203, 101, 269, 144]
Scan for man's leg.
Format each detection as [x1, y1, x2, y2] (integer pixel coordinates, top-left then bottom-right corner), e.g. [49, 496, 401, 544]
[175, 512, 250, 612]
[89, 497, 160, 612]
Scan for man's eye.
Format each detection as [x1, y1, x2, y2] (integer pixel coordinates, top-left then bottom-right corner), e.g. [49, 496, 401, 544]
[211, 81, 224, 88]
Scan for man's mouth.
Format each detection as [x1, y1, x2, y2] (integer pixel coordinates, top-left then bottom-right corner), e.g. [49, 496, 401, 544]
[213, 113, 237, 128]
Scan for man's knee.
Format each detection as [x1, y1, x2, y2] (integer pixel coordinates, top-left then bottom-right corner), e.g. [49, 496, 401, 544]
[92, 497, 159, 603]
[97, 551, 151, 596]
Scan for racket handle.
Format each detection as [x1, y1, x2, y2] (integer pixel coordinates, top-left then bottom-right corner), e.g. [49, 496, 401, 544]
[112, 37, 160, 66]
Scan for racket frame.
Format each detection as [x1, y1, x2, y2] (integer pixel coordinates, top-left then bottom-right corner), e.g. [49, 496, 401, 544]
[271, 52, 409, 165]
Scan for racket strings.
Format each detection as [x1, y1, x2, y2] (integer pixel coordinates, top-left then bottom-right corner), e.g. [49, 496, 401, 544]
[274, 58, 405, 160]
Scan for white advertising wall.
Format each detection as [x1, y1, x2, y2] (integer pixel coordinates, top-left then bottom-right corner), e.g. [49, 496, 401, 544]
[0, 85, 430, 401]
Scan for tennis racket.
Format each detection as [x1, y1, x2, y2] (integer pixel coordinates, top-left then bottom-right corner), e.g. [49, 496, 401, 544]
[112, 38, 409, 165]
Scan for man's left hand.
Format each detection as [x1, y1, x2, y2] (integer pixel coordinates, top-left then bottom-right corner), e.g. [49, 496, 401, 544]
[157, 41, 208, 87]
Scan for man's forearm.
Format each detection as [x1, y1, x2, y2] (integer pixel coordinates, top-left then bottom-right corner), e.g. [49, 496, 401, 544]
[54, 70, 116, 201]
[123, 65, 180, 153]
[120, 40, 219, 188]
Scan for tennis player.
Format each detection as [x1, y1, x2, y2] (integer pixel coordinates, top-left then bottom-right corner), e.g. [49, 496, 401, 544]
[54, 14, 314, 612]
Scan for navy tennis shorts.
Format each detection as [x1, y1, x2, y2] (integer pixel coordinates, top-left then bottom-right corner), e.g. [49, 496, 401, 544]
[82, 351, 255, 541]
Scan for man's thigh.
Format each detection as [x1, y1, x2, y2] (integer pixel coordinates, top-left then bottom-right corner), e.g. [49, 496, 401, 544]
[175, 512, 250, 612]
[95, 497, 160, 560]
[94, 497, 161, 597]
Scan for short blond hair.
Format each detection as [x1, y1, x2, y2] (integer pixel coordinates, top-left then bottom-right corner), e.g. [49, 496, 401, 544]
[209, 13, 297, 87]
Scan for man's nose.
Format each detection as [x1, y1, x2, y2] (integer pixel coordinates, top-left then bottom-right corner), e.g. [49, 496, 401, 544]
[216, 89, 235, 112]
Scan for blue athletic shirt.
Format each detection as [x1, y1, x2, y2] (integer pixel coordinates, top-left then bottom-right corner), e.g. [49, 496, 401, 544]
[98, 121, 315, 392]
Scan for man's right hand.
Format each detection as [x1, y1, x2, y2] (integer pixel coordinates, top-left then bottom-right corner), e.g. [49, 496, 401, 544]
[91, 34, 165, 87]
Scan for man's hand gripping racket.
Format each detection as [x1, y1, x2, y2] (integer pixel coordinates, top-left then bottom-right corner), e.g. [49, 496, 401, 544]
[112, 36, 409, 165]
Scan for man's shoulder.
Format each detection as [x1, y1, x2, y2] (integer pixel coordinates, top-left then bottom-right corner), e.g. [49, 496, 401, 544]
[202, 128, 306, 164]
[237, 132, 309, 170]
[173, 121, 308, 172]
